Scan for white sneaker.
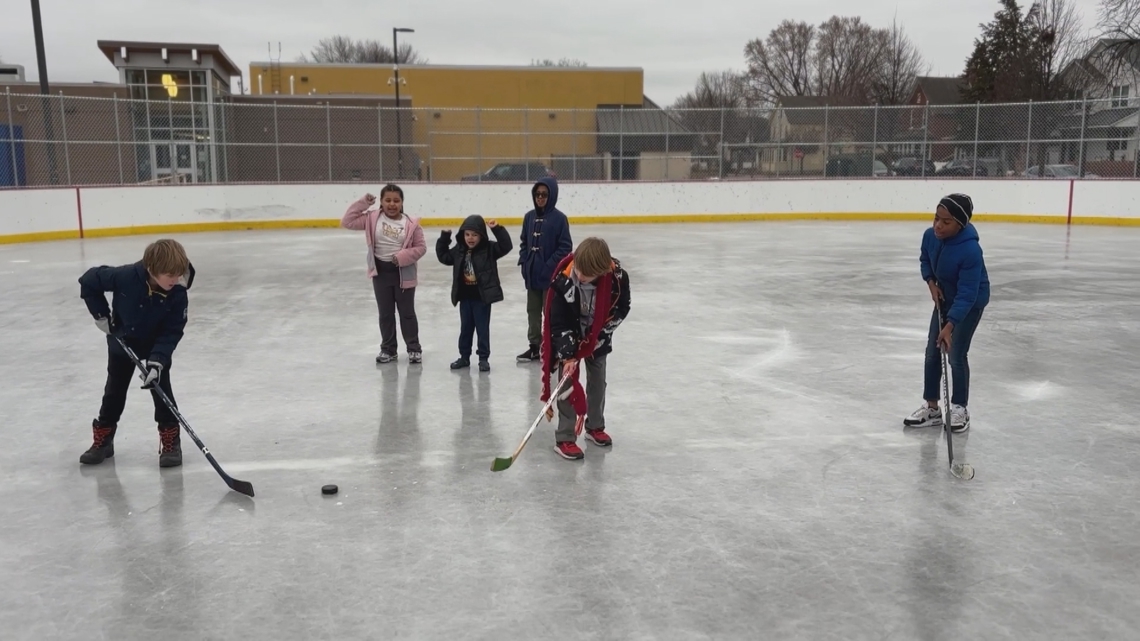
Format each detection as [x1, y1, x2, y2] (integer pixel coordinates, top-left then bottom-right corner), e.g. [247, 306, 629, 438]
[950, 404, 970, 433]
[903, 404, 942, 428]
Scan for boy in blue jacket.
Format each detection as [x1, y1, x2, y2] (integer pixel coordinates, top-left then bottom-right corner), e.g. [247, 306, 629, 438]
[904, 193, 990, 433]
[516, 176, 573, 362]
[78, 239, 195, 467]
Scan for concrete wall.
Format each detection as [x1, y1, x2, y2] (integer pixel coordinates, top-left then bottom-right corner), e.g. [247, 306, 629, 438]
[1, 179, 1138, 244]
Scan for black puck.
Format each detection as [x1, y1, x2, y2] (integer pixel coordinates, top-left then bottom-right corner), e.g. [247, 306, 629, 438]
[321, 484, 338, 495]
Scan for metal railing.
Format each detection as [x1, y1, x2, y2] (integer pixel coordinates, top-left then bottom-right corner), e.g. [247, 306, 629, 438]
[2, 89, 1138, 188]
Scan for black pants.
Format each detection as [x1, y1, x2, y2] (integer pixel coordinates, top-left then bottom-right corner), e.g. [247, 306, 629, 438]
[97, 348, 177, 427]
[458, 298, 492, 359]
[372, 260, 421, 354]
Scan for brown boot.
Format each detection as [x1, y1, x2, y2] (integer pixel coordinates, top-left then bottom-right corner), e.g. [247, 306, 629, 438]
[80, 421, 117, 465]
[158, 425, 182, 468]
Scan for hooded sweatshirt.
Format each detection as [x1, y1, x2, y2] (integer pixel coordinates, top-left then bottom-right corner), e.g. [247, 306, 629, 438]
[518, 177, 573, 291]
[920, 223, 990, 325]
[436, 214, 513, 306]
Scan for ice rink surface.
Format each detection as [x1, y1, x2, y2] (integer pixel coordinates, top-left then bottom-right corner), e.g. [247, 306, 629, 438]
[1, 220, 1138, 640]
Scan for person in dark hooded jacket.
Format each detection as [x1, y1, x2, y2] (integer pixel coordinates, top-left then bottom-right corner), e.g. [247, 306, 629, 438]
[77, 239, 196, 469]
[437, 215, 513, 371]
[903, 193, 990, 434]
[516, 176, 573, 363]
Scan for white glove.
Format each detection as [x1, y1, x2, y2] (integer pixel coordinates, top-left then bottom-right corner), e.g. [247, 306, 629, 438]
[139, 361, 163, 389]
[94, 316, 112, 335]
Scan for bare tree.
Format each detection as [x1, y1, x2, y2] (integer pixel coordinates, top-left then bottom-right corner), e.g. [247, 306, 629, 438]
[530, 58, 588, 67]
[873, 17, 930, 105]
[744, 20, 815, 106]
[1026, 0, 1084, 100]
[301, 36, 426, 64]
[812, 16, 886, 102]
[1096, 0, 1140, 72]
[672, 71, 747, 109]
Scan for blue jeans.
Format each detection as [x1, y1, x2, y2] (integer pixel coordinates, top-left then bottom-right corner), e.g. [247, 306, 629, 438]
[923, 306, 984, 407]
[459, 299, 492, 360]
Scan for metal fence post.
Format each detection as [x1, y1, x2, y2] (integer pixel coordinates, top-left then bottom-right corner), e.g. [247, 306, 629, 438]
[167, 98, 175, 183]
[5, 88, 20, 187]
[1025, 100, 1033, 173]
[719, 106, 725, 179]
[1133, 103, 1140, 178]
[620, 104, 629, 180]
[274, 101, 281, 183]
[1077, 95, 1088, 175]
[921, 102, 930, 177]
[524, 107, 530, 181]
[326, 102, 333, 182]
[571, 108, 577, 181]
[59, 92, 72, 185]
[872, 104, 879, 173]
[475, 106, 482, 178]
[972, 102, 980, 175]
[823, 104, 830, 173]
[113, 93, 124, 184]
[664, 109, 670, 179]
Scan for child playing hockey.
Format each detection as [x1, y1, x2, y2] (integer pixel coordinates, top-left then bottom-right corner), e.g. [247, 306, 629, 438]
[516, 177, 573, 363]
[904, 193, 990, 433]
[78, 239, 195, 467]
[342, 184, 428, 363]
[436, 215, 513, 371]
[540, 237, 631, 460]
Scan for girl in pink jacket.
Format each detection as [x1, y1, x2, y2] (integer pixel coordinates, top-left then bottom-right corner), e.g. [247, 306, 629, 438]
[342, 184, 428, 363]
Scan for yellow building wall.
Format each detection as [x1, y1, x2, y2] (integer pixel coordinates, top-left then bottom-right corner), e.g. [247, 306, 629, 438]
[249, 64, 644, 180]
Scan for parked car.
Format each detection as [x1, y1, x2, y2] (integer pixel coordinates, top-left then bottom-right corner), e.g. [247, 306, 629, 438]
[891, 157, 937, 177]
[1023, 164, 1098, 179]
[934, 158, 1006, 177]
[460, 162, 555, 182]
[824, 155, 890, 178]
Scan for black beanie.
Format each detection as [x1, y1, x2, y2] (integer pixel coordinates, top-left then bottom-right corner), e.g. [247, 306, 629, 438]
[939, 193, 973, 228]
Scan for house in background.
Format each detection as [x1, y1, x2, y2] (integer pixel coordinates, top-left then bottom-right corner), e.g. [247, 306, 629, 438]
[1051, 40, 1140, 174]
[890, 76, 967, 163]
[764, 95, 876, 175]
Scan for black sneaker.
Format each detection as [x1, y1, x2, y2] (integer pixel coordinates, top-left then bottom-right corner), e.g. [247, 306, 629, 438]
[478, 359, 490, 372]
[516, 345, 539, 363]
[450, 357, 470, 370]
[80, 420, 117, 465]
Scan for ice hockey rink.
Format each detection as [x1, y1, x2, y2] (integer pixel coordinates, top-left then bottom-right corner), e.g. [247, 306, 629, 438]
[1, 220, 1138, 640]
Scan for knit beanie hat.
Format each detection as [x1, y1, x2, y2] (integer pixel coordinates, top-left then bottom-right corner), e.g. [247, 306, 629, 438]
[939, 193, 973, 228]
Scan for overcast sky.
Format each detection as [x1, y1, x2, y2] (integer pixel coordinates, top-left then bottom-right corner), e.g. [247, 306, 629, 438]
[0, 0, 1108, 104]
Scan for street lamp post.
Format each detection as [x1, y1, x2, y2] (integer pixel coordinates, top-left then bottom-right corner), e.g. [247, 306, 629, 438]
[30, 0, 60, 184]
[392, 27, 414, 179]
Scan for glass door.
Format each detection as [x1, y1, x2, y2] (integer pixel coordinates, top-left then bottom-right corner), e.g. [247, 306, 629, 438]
[150, 142, 197, 183]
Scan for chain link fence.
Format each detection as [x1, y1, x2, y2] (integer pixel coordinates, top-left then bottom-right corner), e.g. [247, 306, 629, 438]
[2, 90, 1137, 188]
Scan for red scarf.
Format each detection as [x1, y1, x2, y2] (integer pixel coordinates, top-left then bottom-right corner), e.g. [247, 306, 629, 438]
[540, 254, 614, 420]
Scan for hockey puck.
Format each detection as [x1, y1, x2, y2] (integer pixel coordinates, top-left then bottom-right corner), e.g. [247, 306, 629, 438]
[321, 484, 338, 495]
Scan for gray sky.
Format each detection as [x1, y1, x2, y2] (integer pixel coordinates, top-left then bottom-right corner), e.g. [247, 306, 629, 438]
[0, 0, 1108, 104]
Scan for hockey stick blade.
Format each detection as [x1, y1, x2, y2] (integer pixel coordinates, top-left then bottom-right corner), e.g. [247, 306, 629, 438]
[491, 366, 575, 472]
[115, 338, 255, 497]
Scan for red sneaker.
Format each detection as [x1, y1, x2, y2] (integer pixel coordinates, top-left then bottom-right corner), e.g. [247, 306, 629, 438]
[554, 441, 584, 460]
[585, 428, 612, 447]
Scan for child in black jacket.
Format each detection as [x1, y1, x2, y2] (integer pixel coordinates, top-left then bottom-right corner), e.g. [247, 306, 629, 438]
[437, 215, 512, 371]
[540, 237, 631, 460]
[78, 239, 195, 468]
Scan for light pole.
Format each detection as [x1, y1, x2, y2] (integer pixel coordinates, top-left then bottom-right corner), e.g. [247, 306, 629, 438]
[30, 0, 60, 184]
[392, 27, 414, 179]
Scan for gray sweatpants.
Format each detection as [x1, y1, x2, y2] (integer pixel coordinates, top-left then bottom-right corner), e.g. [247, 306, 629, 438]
[555, 353, 607, 443]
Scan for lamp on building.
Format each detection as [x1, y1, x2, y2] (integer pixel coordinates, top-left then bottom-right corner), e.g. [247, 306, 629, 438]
[392, 27, 414, 179]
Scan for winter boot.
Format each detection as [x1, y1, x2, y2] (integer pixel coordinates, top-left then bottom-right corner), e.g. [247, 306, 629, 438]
[585, 428, 612, 447]
[450, 357, 470, 370]
[478, 359, 490, 372]
[554, 441, 584, 460]
[516, 345, 539, 363]
[158, 425, 182, 468]
[903, 404, 942, 428]
[80, 421, 117, 465]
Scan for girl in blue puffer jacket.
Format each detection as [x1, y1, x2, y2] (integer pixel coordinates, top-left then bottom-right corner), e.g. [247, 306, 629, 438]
[903, 193, 990, 433]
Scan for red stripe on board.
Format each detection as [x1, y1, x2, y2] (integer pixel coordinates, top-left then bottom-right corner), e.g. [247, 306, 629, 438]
[1067, 180, 1074, 225]
[76, 187, 84, 238]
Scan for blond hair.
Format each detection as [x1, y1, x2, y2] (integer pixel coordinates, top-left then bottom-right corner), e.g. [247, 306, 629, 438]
[574, 237, 613, 278]
[143, 239, 190, 276]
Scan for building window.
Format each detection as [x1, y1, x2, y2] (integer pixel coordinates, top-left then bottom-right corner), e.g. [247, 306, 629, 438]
[1107, 139, 1127, 152]
[1111, 85, 1130, 108]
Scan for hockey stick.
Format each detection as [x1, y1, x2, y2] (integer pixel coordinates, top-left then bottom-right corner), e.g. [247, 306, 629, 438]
[936, 306, 975, 481]
[115, 337, 255, 497]
[491, 364, 576, 472]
